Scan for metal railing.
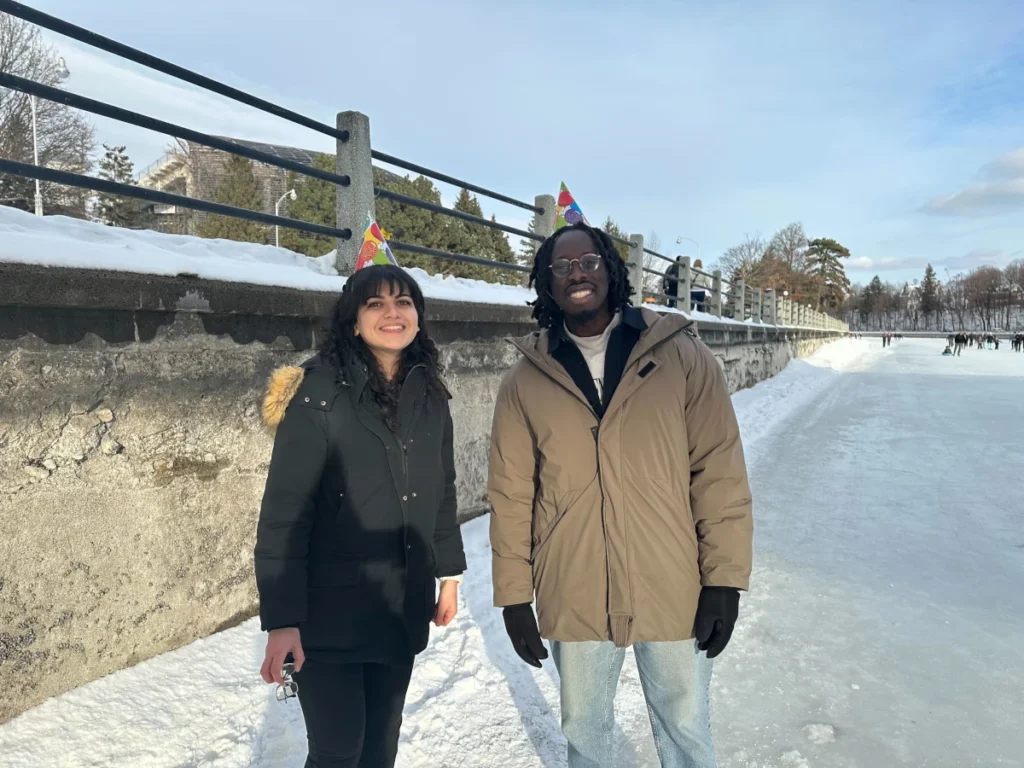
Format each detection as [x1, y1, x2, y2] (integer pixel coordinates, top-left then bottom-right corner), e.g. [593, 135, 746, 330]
[638, 250, 847, 331]
[0, 0, 537, 276]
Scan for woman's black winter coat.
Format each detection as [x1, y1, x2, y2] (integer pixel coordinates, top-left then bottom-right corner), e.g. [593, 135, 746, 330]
[254, 355, 467, 664]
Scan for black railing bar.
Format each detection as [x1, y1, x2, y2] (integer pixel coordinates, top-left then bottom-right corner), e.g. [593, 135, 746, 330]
[0, 158, 354, 240]
[371, 151, 541, 214]
[642, 266, 669, 279]
[374, 187, 543, 242]
[642, 248, 679, 266]
[389, 240, 531, 274]
[0, 72, 352, 189]
[0, 0, 351, 143]
[0, 0, 541, 216]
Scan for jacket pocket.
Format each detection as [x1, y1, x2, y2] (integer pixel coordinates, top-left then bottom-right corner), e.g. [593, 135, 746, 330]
[531, 482, 592, 560]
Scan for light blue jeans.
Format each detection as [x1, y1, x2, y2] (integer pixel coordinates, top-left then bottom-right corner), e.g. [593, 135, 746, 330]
[552, 640, 715, 768]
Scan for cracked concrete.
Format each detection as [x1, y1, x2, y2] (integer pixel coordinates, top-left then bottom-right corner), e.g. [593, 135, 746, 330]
[0, 273, 838, 723]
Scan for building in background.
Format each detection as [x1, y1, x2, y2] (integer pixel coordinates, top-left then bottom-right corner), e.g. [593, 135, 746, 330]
[137, 139, 324, 235]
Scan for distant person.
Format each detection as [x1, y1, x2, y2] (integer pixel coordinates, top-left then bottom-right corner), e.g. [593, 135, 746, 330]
[954, 331, 967, 356]
[942, 345, 953, 356]
[254, 265, 467, 768]
[662, 259, 680, 309]
[691, 258, 712, 312]
[489, 222, 753, 767]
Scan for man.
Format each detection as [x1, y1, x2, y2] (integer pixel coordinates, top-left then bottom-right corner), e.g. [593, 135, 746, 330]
[954, 330, 967, 357]
[488, 222, 753, 767]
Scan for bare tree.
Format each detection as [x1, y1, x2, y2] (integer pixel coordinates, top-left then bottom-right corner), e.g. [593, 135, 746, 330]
[965, 266, 1003, 331]
[643, 230, 664, 292]
[716, 233, 769, 282]
[768, 222, 809, 271]
[0, 15, 95, 216]
[942, 274, 969, 330]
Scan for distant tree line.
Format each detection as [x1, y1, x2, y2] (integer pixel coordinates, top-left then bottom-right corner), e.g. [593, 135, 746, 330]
[843, 262, 1024, 332]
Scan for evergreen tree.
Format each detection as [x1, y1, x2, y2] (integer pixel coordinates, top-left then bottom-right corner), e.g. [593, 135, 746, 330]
[279, 153, 336, 257]
[518, 216, 539, 266]
[602, 217, 631, 263]
[198, 155, 267, 243]
[920, 263, 940, 328]
[806, 237, 852, 311]
[450, 188, 520, 284]
[96, 144, 138, 228]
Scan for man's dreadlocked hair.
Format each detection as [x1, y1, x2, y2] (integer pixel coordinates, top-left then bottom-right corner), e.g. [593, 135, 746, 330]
[528, 222, 635, 329]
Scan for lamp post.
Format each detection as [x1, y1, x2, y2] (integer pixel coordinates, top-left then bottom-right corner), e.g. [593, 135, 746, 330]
[675, 236, 701, 262]
[32, 57, 71, 216]
[274, 189, 297, 248]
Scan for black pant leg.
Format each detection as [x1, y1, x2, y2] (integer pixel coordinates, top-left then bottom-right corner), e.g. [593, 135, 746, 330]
[359, 661, 414, 768]
[294, 660, 366, 768]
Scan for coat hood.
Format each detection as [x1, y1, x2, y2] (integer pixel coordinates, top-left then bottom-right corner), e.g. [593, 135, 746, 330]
[261, 365, 306, 431]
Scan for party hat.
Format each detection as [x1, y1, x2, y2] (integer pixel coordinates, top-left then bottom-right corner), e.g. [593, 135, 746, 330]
[355, 212, 399, 271]
[555, 182, 589, 230]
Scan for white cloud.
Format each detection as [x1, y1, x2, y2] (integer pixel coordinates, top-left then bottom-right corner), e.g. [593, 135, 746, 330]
[850, 256, 874, 269]
[925, 146, 1024, 216]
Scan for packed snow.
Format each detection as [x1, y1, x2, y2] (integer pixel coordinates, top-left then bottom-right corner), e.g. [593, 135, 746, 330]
[0, 206, 819, 327]
[6, 338, 1019, 766]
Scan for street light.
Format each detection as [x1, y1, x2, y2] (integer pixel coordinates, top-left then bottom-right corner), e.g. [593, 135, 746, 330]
[675, 236, 701, 262]
[274, 189, 296, 248]
[32, 57, 70, 216]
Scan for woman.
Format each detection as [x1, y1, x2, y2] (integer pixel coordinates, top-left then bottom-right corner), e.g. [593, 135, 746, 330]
[254, 264, 467, 768]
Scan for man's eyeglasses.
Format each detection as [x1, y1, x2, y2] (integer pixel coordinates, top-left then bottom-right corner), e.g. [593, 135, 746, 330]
[550, 253, 603, 279]
[276, 662, 299, 702]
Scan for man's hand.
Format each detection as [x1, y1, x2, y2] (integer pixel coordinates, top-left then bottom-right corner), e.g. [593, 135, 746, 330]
[434, 579, 459, 627]
[260, 627, 304, 684]
[694, 586, 740, 659]
[502, 603, 549, 668]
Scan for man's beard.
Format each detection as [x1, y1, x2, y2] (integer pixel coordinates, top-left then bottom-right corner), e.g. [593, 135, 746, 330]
[564, 305, 605, 326]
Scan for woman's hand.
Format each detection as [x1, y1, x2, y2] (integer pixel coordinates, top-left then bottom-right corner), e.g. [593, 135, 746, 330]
[260, 627, 305, 684]
[433, 580, 459, 627]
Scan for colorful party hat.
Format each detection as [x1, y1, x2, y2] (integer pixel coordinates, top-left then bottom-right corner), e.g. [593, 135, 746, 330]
[555, 182, 589, 230]
[355, 212, 399, 271]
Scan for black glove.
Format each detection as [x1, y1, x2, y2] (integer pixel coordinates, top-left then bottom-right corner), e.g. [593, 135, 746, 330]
[694, 586, 740, 659]
[502, 603, 549, 668]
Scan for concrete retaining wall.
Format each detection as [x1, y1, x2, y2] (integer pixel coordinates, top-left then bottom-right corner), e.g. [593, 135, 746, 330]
[0, 263, 840, 722]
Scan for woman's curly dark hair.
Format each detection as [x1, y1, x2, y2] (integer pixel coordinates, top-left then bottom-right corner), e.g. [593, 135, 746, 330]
[528, 222, 635, 329]
[319, 265, 447, 431]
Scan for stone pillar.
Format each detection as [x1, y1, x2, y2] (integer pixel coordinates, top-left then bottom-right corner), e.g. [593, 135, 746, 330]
[765, 289, 777, 324]
[533, 194, 557, 243]
[628, 234, 645, 307]
[678, 256, 692, 311]
[335, 111, 374, 275]
[732, 279, 746, 320]
[517, 193, 557, 286]
[753, 288, 763, 323]
[712, 270, 724, 318]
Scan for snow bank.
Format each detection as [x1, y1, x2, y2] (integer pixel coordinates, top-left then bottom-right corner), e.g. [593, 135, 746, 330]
[0, 205, 535, 306]
[1, 206, 829, 328]
[0, 338, 881, 768]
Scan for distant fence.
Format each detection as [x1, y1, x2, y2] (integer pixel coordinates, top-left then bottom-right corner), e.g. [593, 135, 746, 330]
[0, 0, 847, 331]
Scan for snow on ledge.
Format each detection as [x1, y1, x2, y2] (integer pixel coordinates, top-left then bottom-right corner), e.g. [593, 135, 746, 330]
[0, 206, 839, 330]
[0, 205, 535, 307]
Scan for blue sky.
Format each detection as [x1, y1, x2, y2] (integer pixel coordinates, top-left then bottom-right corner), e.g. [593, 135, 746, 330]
[27, 0, 1024, 286]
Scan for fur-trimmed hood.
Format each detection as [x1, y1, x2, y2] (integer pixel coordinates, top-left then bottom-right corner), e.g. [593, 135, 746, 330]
[261, 366, 306, 431]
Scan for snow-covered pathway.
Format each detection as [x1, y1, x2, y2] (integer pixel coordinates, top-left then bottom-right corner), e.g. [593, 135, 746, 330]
[2, 339, 1022, 767]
